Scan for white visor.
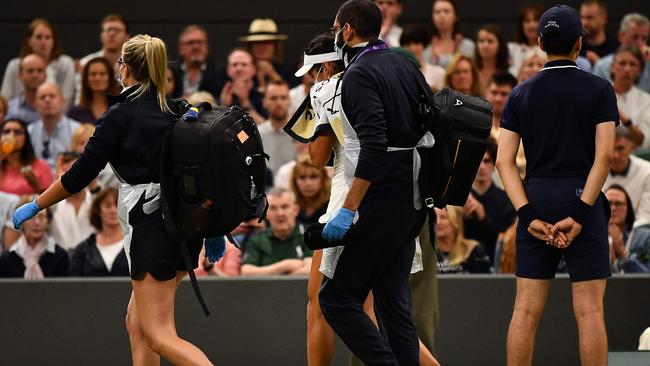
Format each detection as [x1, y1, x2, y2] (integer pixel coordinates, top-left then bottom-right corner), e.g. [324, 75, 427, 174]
[295, 51, 341, 77]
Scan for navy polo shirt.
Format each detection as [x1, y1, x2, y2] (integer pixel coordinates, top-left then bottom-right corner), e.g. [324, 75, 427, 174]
[501, 59, 619, 179]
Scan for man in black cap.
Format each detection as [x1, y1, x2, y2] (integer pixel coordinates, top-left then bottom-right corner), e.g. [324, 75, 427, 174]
[496, 4, 618, 366]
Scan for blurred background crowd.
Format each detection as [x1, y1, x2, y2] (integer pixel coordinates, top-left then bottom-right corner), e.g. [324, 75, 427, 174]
[0, 0, 648, 279]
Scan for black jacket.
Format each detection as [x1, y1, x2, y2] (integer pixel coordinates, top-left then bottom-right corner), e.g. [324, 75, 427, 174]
[61, 86, 175, 193]
[69, 234, 129, 277]
[170, 59, 227, 99]
[0, 243, 69, 277]
[341, 39, 423, 206]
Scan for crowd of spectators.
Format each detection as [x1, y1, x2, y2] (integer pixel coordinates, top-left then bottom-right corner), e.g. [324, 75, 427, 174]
[0, 0, 649, 279]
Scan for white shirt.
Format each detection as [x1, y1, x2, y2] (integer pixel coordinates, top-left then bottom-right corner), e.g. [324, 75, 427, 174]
[50, 190, 95, 250]
[605, 155, 650, 227]
[381, 25, 403, 48]
[1, 55, 76, 110]
[616, 86, 650, 149]
[289, 84, 308, 117]
[309, 73, 423, 277]
[97, 239, 124, 271]
[258, 120, 296, 174]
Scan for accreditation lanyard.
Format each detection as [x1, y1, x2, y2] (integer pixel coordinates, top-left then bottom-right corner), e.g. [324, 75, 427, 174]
[349, 42, 389, 65]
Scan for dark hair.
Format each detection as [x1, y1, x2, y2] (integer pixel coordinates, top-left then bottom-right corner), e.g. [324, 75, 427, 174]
[79, 57, 119, 108]
[89, 188, 119, 231]
[540, 38, 576, 56]
[612, 45, 646, 82]
[336, 0, 382, 39]
[475, 24, 509, 72]
[400, 25, 431, 47]
[515, 4, 544, 44]
[489, 71, 518, 89]
[102, 14, 129, 34]
[605, 184, 635, 232]
[20, 18, 64, 60]
[485, 137, 498, 162]
[431, 0, 461, 38]
[304, 32, 345, 74]
[0, 119, 37, 170]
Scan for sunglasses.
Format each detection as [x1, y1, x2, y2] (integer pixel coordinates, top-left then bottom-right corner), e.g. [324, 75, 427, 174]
[42, 137, 50, 159]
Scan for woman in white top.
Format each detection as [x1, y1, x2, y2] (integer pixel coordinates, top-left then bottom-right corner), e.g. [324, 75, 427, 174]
[508, 4, 545, 77]
[475, 24, 511, 93]
[611, 45, 650, 149]
[69, 187, 129, 276]
[1, 19, 75, 110]
[424, 0, 475, 69]
[289, 32, 438, 366]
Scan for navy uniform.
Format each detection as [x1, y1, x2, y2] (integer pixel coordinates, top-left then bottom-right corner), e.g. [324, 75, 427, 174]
[317, 39, 428, 366]
[61, 86, 202, 281]
[501, 7, 619, 282]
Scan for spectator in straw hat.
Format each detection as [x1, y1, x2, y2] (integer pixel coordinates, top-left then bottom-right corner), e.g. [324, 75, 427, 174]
[240, 18, 301, 89]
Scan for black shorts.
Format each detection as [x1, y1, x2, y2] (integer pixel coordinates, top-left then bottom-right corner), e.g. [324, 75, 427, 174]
[515, 177, 611, 282]
[126, 195, 202, 282]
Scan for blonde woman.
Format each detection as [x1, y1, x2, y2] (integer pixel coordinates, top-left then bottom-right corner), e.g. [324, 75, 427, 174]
[13, 35, 214, 365]
[445, 54, 483, 96]
[435, 206, 491, 273]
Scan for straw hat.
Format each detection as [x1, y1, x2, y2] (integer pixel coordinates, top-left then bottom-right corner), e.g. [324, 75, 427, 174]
[239, 18, 288, 42]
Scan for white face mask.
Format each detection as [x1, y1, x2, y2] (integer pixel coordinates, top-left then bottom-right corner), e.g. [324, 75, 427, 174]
[333, 26, 348, 63]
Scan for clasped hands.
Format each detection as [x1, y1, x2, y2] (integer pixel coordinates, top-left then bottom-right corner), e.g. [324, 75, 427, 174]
[528, 217, 583, 249]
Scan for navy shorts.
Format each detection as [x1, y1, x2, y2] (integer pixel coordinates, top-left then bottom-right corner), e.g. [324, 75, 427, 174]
[516, 177, 611, 282]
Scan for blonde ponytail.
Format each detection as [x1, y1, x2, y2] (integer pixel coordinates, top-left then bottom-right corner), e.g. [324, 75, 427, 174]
[122, 34, 171, 113]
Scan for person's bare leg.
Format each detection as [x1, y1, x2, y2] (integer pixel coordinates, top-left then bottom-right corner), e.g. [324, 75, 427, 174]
[307, 250, 335, 366]
[507, 278, 551, 366]
[126, 291, 160, 366]
[419, 338, 441, 366]
[132, 272, 213, 366]
[572, 279, 607, 366]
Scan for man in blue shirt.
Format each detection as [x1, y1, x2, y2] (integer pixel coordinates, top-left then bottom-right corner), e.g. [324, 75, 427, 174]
[5, 54, 46, 124]
[28, 83, 81, 173]
[496, 5, 618, 366]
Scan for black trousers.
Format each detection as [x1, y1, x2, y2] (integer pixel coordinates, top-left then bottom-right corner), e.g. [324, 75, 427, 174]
[319, 203, 426, 366]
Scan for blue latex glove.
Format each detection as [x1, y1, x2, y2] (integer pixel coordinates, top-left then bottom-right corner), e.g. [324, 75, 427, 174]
[204, 236, 227, 263]
[322, 208, 356, 242]
[12, 197, 41, 230]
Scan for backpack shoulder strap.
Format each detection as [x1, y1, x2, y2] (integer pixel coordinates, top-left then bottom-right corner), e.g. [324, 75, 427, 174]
[159, 125, 211, 316]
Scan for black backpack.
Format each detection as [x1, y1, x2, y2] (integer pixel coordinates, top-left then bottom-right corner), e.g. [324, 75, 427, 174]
[406, 65, 491, 248]
[160, 102, 268, 315]
[418, 87, 493, 209]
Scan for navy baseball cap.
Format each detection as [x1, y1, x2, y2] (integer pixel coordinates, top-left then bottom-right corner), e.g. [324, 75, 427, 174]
[539, 5, 588, 46]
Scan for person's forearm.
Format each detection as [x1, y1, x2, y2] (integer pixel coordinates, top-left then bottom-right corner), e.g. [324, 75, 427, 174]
[343, 177, 371, 211]
[240, 262, 286, 276]
[36, 178, 71, 210]
[309, 133, 335, 168]
[580, 123, 615, 205]
[496, 160, 528, 210]
[290, 259, 312, 276]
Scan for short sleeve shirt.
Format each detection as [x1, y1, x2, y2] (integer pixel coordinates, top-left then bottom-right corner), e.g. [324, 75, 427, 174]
[501, 60, 619, 179]
[242, 225, 312, 267]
